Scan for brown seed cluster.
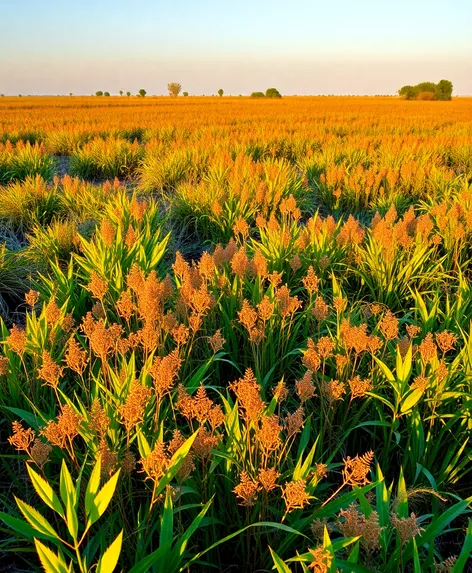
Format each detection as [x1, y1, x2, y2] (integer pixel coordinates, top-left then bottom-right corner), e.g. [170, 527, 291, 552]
[38, 351, 64, 389]
[88, 272, 108, 300]
[348, 376, 373, 400]
[65, 337, 88, 375]
[229, 368, 265, 423]
[25, 289, 40, 307]
[342, 451, 374, 486]
[296, 370, 316, 403]
[390, 512, 424, 545]
[118, 381, 152, 433]
[149, 350, 182, 401]
[7, 324, 27, 355]
[8, 421, 35, 452]
[141, 440, 169, 482]
[41, 405, 83, 449]
[0, 355, 9, 376]
[337, 503, 383, 550]
[233, 471, 261, 506]
[282, 478, 310, 513]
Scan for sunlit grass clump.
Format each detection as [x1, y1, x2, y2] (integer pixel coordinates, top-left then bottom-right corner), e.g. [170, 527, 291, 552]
[0, 141, 54, 184]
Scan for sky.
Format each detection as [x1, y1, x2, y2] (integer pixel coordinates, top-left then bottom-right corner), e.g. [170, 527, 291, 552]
[1, 0, 471, 95]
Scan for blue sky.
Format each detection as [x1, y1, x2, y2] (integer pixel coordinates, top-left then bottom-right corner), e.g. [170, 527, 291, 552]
[1, 0, 471, 95]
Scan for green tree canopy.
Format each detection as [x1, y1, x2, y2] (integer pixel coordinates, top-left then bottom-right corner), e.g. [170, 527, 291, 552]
[436, 79, 453, 101]
[266, 87, 282, 98]
[398, 80, 453, 101]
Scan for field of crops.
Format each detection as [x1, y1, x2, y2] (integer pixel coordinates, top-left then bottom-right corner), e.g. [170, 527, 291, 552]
[0, 95, 471, 572]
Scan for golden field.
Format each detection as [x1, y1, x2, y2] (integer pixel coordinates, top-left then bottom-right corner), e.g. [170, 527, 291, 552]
[0, 96, 471, 572]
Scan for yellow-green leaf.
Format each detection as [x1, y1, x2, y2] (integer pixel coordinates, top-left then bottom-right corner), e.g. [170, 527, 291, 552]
[16, 498, 60, 540]
[27, 464, 64, 518]
[34, 539, 70, 573]
[96, 530, 123, 573]
[59, 461, 78, 541]
[85, 457, 102, 518]
[269, 547, 292, 573]
[86, 469, 121, 530]
[401, 389, 423, 413]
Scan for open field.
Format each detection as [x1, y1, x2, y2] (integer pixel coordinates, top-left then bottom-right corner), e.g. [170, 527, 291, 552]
[1, 96, 472, 572]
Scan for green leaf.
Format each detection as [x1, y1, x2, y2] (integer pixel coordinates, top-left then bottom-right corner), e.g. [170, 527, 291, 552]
[169, 498, 212, 568]
[186, 521, 307, 569]
[136, 429, 151, 458]
[293, 435, 319, 481]
[3, 407, 44, 430]
[412, 538, 421, 573]
[269, 547, 291, 573]
[16, 498, 60, 540]
[336, 561, 371, 573]
[331, 536, 361, 551]
[374, 356, 396, 384]
[416, 496, 472, 549]
[400, 389, 423, 413]
[85, 457, 102, 519]
[159, 488, 174, 558]
[452, 519, 472, 573]
[85, 469, 121, 530]
[96, 530, 123, 573]
[347, 540, 360, 563]
[0, 511, 55, 542]
[398, 343, 412, 385]
[129, 544, 170, 573]
[27, 464, 64, 519]
[59, 461, 78, 541]
[396, 467, 408, 518]
[34, 539, 70, 573]
[375, 465, 390, 527]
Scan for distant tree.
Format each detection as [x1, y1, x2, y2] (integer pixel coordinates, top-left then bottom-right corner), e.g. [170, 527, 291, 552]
[251, 91, 265, 98]
[69, 92, 73, 97]
[0, 94, 4, 97]
[398, 85, 417, 100]
[218, 88, 224, 97]
[265, 87, 282, 98]
[104, 92, 110, 97]
[126, 91, 131, 97]
[119, 90, 123, 96]
[398, 80, 453, 101]
[168, 82, 182, 97]
[96, 91, 103, 97]
[435, 79, 453, 101]
[138, 89, 146, 97]
[183, 91, 189, 97]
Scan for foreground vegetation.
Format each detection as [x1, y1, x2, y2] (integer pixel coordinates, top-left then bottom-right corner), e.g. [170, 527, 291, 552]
[0, 96, 471, 572]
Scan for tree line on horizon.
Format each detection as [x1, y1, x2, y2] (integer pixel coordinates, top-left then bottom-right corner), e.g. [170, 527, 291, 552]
[92, 84, 284, 98]
[398, 80, 453, 101]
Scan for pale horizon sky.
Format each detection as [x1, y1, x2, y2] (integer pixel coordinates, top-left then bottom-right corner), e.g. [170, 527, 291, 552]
[1, 0, 471, 96]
